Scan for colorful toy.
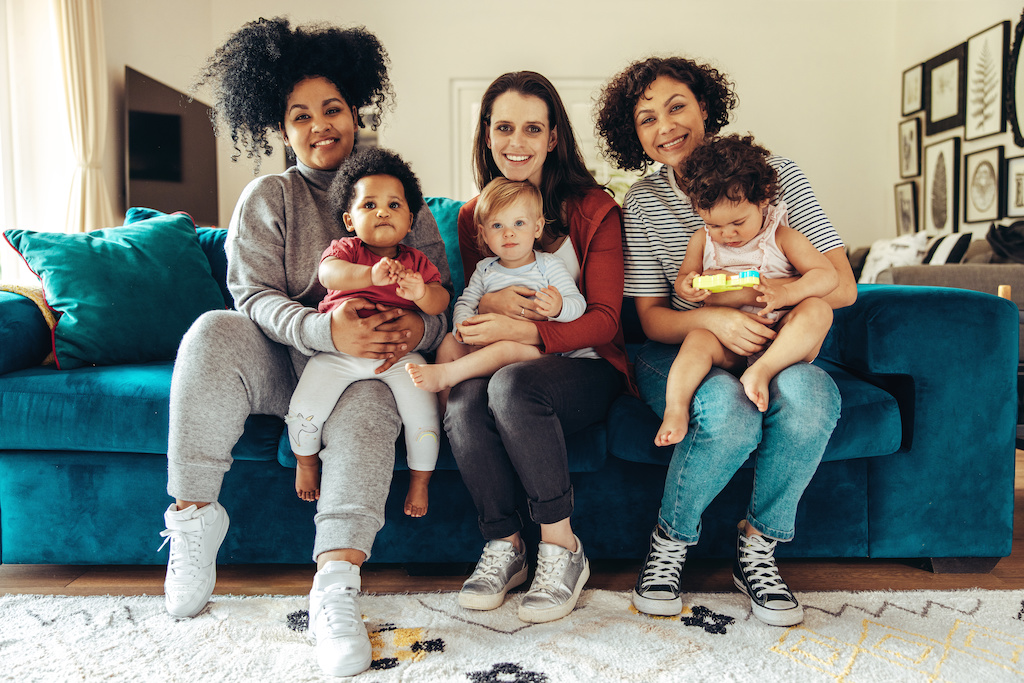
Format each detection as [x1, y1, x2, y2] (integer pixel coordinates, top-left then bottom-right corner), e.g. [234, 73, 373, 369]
[692, 269, 761, 293]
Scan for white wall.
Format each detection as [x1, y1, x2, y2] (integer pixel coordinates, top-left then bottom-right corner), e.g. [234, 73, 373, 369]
[96, 0, 1024, 248]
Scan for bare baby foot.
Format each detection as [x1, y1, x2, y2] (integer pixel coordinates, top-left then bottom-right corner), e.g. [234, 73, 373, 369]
[655, 406, 690, 446]
[295, 454, 321, 501]
[406, 362, 451, 393]
[740, 366, 771, 412]
[405, 476, 429, 517]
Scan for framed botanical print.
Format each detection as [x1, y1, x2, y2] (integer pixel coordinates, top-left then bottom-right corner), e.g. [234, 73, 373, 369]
[899, 118, 920, 178]
[965, 21, 1010, 140]
[924, 43, 967, 135]
[923, 137, 960, 234]
[902, 64, 923, 116]
[1005, 155, 1024, 218]
[964, 146, 1004, 223]
[895, 181, 918, 235]
[1007, 8, 1024, 147]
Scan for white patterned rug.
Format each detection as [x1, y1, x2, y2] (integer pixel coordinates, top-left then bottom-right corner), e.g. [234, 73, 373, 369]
[2, 589, 1023, 681]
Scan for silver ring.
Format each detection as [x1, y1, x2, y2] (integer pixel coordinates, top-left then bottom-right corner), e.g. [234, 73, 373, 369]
[520, 307, 525, 317]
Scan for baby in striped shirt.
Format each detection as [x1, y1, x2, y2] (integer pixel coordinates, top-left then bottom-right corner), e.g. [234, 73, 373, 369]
[406, 178, 590, 397]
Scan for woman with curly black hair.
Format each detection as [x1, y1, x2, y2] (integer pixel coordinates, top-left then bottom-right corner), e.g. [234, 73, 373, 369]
[159, 18, 450, 677]
[595, 57, 856, 627]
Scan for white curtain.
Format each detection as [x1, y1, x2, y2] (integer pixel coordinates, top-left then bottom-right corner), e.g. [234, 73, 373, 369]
[53, 0, 115, 233]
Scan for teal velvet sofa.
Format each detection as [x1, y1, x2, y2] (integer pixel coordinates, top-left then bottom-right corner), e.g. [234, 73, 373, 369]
[0, 199, 1018, 571]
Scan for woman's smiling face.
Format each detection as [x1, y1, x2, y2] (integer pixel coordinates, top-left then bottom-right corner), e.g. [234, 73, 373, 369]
[633, 75, 708, 171]
[280, 76, 358, 171]
[485, 91, 556, 188]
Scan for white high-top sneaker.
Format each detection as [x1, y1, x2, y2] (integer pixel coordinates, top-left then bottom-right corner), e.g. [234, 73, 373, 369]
[309, 561, 372, 676]
[159, 502, 229, 618]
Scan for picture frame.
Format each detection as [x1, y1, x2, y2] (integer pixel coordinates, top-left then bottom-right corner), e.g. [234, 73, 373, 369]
[963, 146, 1004, 223]
[894, 181, 918, 235]
[924, 43, 967, 135]
[898, 118, 920, 178]
[1005, 155, 1024, 218]
[965, 21, 1010, 140]
[902, 63, 923, 116]
[1007, 8, 1024, 147]
[923, 137, 960, 234]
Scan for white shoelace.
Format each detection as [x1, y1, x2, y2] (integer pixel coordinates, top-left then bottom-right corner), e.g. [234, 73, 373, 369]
[470, 545, 516, 580]
[639, 532, 687, 590]
[158, 528, 201, 583]
[738, 536, 791, 599]
[318, 584, 362, 637]
[530, 552, 569, 593]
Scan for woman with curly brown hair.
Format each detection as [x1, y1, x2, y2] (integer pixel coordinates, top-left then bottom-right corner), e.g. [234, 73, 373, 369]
[159, 18, 450, 676]
[596, 57, 856, 627]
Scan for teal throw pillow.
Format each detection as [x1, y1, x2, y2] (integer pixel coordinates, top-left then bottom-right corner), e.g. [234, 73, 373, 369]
[426, 196, 466, 297]
[3, 213, 225, 369]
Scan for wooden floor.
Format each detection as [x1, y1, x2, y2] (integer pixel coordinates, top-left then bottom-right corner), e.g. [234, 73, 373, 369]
[3, 451, 1023, 597]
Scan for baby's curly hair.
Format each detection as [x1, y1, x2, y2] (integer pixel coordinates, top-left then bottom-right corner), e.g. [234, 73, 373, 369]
[677, 134, 778, 212]
[193, 17, 393, 171]
[595, 56, 737, 173]
[329, 148, 424, 225]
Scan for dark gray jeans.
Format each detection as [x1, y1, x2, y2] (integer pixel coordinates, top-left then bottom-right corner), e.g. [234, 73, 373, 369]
[444, 355, 621, 540]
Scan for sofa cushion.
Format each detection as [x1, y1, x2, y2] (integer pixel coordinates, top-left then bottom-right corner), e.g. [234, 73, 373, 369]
[3, 214, 226, 369]
[923, 232, 971, 264]
[426, 196, 466, 297]
[0, 291, 50, 375]
[606, 361, 901, 467]
[0, 363, 283, 460]
[858, 233, 930, 283]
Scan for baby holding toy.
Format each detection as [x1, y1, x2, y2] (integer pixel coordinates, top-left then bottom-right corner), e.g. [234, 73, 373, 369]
[656, 134, 838, 446]
[286, 148, 450, 516]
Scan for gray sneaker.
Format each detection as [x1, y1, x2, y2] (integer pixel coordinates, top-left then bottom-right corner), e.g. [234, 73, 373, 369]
[459, 540, 528, 611]
[518, 535, 590, 623]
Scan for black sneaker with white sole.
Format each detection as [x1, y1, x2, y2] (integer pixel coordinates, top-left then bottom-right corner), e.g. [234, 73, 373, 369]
[631, 525, 689, 616]
[732, 529, 803, 626]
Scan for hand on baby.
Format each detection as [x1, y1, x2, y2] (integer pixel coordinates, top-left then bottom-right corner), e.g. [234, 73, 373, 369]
[532, 286, 563, 318]
[675, 271, 712, 303]
[370, 257, 405, 287]
[753, 280, 790, 316]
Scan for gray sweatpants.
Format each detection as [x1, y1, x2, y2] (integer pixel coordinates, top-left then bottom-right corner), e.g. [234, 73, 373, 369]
[166, 309, 400, 561]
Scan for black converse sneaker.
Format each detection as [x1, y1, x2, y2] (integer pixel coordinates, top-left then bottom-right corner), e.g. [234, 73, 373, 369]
[732, 528, 803, 626]
[631, 525, 688, 616]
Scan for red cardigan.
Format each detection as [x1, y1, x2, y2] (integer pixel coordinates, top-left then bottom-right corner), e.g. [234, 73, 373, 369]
[457, 188, 631, 385]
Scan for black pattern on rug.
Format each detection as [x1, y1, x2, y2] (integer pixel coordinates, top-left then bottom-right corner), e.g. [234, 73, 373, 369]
[803, 597, 982, 620]
[680, 605, 735, 635]
[467, 662, 548, 682]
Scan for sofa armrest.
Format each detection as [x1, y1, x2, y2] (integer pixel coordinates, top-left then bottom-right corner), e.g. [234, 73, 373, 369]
[820, 284, 1018, 558]
[876, 263, 1024, 309]
[0, 291, 51, 374]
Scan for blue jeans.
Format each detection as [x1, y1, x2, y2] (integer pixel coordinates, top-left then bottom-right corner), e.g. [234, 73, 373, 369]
[635, 341, 840, 544]
[444, 355, 621, 540]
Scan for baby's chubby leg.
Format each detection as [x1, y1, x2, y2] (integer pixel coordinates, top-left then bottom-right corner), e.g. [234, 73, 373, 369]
[657, 329, 734, 446]
[407, 338, 540, 393]
[741, 298, 833, 412]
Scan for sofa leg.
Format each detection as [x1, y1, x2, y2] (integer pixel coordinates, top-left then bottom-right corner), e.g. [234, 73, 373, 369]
[926, 557, 1000, 574]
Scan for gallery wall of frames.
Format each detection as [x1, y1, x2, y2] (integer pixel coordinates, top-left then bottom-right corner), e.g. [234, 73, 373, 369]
[896, 11, 1024, 237]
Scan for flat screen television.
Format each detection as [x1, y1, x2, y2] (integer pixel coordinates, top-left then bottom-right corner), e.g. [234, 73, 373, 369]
[124, 67, 218, 225]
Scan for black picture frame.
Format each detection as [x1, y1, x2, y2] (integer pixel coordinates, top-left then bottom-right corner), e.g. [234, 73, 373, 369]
[902, 64, 924, 116]
[1007, 8, 1024, 147]
[1006, 155, 1024, 218]
[964, 145, 1004, 223]
[966, 21, 1010, 140]
[899, 118, 921, 178]
[923, 137, 961, 234]
[924, 43, 967, 135]
[895, 181, 918, 235]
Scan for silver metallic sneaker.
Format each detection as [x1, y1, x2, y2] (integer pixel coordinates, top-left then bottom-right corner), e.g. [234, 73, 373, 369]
[518, 535, 590, 623]
[632, 525, 689, 616]
[459, 540, 528, 610]
[159, 502, 229, 618]
[732, 529, 803, 626]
